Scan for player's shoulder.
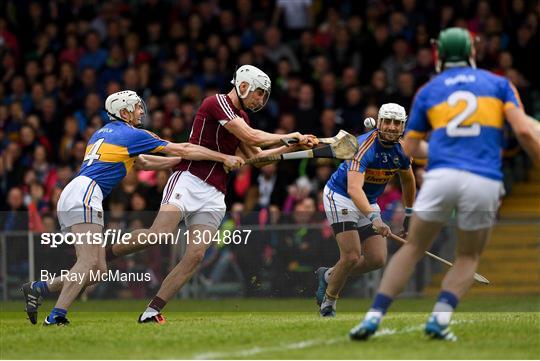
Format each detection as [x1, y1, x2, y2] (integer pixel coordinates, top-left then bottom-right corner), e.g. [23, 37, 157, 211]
[90, 121, 121, 138]
[201, 93, 238, 119]
[355, 130, 378, 160]
[357, 129, 378, 146]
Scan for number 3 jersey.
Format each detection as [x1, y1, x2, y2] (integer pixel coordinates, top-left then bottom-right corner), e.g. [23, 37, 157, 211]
[406, 66, 523, 181]
[77, 121, 168, 197]
[326, 130, 411, 204]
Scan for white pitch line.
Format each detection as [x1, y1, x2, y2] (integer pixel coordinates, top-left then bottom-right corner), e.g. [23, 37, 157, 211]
[193, 337, 344, 360]
[192, 320, 471, 360]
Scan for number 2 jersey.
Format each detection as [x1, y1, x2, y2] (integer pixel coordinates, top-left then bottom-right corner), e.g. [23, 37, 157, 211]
[77, 121, 168, 197]
[406, 66, 523, 180]
[326, 130, 411, 204]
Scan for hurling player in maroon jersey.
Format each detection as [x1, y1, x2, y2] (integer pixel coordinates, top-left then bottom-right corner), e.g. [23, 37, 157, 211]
[110, 65, 317, 323]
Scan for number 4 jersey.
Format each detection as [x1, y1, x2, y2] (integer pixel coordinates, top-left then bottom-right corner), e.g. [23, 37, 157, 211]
[406, 66, 523, 180]
[77, 121, 168, 197]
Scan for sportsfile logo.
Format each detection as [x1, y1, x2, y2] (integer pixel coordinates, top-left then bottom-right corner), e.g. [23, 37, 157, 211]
[40, 228, 252, 248]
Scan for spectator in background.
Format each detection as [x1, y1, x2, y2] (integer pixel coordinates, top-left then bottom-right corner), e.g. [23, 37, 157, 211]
[319, 109, 338, 139]
[318, 73, 342, 109]
[264, 26, 300, 72]
[272, 0, 313, 39]
[364, 69, 389, 106]
[256, 163, 287, 210]
[1, 187, 28, 231]
[294, 83, 319, 134]
[339, 86, 365, 135]
[78, 30, 108, 72]
[74, 92, 107, 134]
[381, 37, 416, 93]
[411, 47, 434, 87]
[388, 72, 416, 109]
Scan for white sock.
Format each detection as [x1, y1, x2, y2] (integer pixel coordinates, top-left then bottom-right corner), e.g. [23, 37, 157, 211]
[365, 308, 383, 321]
[141, 307, 159, 320]
[321, 296, 336, 310]
[324, 268, 333, 283]
[432, 302, 453, 326]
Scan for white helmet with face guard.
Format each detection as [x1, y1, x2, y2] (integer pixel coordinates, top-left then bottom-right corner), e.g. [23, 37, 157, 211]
[377, 103, 407, 144]
[231, 65, 271, 112]
[105, 90, 147, 128]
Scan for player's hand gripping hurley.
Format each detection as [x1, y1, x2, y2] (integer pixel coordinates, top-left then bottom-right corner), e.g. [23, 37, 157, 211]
[247, 130, 359, 165]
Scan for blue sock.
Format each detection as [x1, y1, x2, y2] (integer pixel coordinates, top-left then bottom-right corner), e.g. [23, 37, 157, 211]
[47, 308, 67, 323]
[370, 293, 394, 315]
[436, 290, 459, 309]
[32, 281, 50, 296]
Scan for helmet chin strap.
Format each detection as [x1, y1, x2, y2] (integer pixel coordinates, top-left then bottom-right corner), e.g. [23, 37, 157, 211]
[378, 133, 400, 145]
[377, 129, 402, 145]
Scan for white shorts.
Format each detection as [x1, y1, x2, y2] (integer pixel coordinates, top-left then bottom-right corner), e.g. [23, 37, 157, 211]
[414, 168, 504, 231]
[57, 176, 104, 231]
[323, 185, 380, 227]
[161, 171, 226, 230]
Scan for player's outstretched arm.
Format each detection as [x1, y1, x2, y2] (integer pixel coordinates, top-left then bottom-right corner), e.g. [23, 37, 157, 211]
[224, 117, 314, 147]
[347, 170, 390, 237]
[135, 154, 182, 171]
[506, 108, 540, 165]
[162, 143, 245, 170]
[398, 167, 416, 208]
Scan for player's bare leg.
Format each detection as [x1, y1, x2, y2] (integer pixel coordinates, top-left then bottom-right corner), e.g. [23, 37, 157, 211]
[377, 216, 442, 297]
[319, 230, 361, 316]
[110, 204, 181, 258]
[440, 227, 490, 297]
[156, 224, 215, 300]
[349, 234, 387, 275]
[23, 225, 107, 324]
[350, 215, 442, 339]
[43, 223, 106, 325]
[320, 232, 387, 317]
[421, 227, 492, 339]
[138, 224, 216, 323]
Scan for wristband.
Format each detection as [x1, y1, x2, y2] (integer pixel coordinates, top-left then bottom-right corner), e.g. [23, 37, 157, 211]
[405, 207, 414, 217]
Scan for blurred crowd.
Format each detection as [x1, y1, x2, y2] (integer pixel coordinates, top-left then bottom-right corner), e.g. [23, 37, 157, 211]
[1, 0, 539, 297]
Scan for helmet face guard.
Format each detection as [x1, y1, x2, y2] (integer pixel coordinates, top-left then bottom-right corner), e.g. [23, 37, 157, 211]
[136, 98, 149, 128]
[377, 118, 405, 144]
[376, 103, 407, 145]
[244, 78, 271, 112]
[232, 65, 271, 113]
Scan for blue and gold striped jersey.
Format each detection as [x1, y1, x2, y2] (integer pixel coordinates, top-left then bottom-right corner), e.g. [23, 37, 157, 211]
[327, 130, 411, 204]
[77, 121, 168, 197]
[406, 66, 522, 180]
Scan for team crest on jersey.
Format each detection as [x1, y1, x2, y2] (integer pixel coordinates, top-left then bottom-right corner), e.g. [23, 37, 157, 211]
[393, 155, 400, 166]
[97, 211, 103, 219]
[175, 193, 181, 200]
[342, 209, 348, 215]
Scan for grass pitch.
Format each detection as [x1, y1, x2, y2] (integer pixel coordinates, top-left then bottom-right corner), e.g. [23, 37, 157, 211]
[1, 297, 539, 359]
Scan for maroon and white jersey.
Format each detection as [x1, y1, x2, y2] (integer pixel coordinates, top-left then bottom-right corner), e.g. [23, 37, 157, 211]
[174, 94, 250, 194]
